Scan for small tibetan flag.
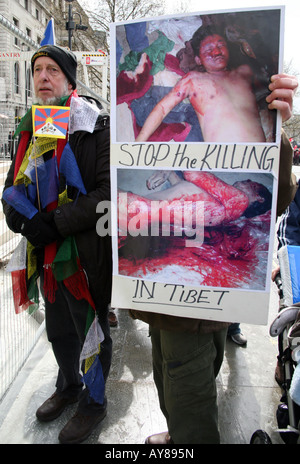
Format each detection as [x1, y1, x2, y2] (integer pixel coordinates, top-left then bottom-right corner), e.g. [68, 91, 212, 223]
[32, 105, 70, 139]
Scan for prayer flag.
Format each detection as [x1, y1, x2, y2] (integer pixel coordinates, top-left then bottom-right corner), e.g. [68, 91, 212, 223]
[82, 356, 105, 404]
[59, 143, 87, 194]
[2, 184, 38, 219]
[29, 157, 59, 209]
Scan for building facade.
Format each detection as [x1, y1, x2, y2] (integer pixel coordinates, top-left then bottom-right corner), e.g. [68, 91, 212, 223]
[0, 0, 107, 158]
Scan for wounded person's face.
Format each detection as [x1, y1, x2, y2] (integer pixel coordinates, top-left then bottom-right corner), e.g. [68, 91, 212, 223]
[234, 180, 266, 204]
[233, 179, 272, 218]
[196, 34, 229, 73]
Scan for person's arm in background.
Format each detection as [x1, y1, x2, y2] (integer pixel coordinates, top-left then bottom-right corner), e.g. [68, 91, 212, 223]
[266, 73, 299, 215]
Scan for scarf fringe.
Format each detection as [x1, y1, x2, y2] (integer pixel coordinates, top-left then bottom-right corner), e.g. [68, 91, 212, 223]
[11, 269, 32, 314]
[43, 266, 58, 304]
[63, 261, 95, 310]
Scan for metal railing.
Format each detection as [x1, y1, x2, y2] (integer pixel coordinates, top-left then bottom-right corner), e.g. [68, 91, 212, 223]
[0, 160, 46, 403]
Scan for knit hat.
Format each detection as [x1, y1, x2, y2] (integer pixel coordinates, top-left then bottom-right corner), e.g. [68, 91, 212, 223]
[31, 45, 77, 89]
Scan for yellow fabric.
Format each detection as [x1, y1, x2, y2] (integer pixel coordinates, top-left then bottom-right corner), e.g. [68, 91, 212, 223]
[13, 141, 33, 186]
[27, 241, 37, 280]
[84, 347, 101, 373]
[14, 138, 57, 185]
[58, 189, 73, 205]
[31, 137, 57, 159]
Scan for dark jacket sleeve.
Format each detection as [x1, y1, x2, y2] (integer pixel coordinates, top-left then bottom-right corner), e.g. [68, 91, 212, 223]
[53, 123, 110, 237]
[277, 129, 297, 216]
[1, 151, 28, 233]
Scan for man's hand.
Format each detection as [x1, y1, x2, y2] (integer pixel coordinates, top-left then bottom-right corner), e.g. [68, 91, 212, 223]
[20, 211, 61, 247]
[266, 73, 298, 122]
[271, 264, 280, 281]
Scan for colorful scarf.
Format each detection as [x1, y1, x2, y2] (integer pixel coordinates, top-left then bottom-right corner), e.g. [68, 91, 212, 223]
[5, 90, 98, 313]
[10, 92, 77, 308]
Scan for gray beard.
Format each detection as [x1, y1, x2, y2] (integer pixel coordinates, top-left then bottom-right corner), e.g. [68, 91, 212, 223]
[35, 96, 61, 106]
[34, 80, 70, 106]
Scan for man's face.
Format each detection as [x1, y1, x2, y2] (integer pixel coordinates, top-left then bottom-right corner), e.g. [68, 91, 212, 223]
[196, 34, 229, 73]
[33, 56, 72, 105]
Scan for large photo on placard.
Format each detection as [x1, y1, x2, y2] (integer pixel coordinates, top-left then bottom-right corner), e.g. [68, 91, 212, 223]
[110, 7, 284, 325]
[117, 168, 273, 291]
[114, 9, 281, 144]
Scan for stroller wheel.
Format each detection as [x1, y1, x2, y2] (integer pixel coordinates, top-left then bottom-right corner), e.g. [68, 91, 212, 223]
[250, 430, 272, 444]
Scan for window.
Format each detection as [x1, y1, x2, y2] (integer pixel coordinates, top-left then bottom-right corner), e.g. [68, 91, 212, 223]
[26, 67, 32, 98]
[15, 109, 21, 130]
[13, 18, 19, 47]
[14, 63, 20, 94]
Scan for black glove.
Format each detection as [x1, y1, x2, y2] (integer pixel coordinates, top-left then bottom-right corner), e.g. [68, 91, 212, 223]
[4, 208, 28, 234]
[20, 211, 61, 247]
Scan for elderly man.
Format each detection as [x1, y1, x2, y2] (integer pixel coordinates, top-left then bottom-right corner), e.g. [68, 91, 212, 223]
[1, 45, 112, 444]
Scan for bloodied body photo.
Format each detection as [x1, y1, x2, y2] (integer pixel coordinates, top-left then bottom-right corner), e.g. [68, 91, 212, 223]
[114, 9, 281, 144]
[117, 168, 274, 291]
[110, 6, 284, 323]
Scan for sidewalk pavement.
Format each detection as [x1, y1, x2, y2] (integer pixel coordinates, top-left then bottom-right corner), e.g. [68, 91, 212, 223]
[0, 283, 284, 444]
[0, 159, 291, 445]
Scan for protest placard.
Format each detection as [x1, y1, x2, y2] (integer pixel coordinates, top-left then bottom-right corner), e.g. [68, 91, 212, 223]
[109, 7, 284, 324]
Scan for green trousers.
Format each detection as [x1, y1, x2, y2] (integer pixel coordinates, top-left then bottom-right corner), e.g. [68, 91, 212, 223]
[150, 326, 227, 444]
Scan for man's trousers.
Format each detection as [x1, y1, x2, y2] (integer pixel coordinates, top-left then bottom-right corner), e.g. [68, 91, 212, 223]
[150, 326, 227, 444]
[42, 277, 112, 416]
